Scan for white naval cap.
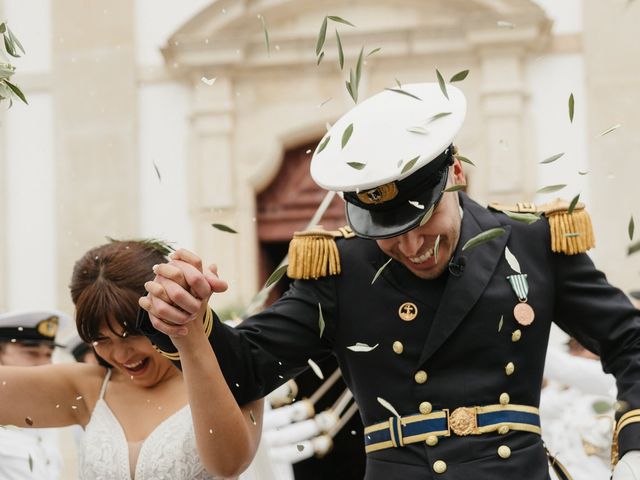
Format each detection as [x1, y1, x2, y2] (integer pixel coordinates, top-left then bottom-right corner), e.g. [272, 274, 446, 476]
[0, 309, 71, 346]
[310, 82, 466, 239]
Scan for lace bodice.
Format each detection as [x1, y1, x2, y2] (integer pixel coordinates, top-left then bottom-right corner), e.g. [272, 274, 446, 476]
[78, 369, 218, 480]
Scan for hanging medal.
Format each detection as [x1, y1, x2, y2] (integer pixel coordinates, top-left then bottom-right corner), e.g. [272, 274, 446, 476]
[507, 274, 535, 326]
[504, 246, 535, 326]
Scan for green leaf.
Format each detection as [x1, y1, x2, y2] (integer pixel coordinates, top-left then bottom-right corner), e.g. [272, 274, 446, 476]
[335, 30, 344, 70]
[341, 123, 354, 149]
[498, 315, 504, 332]
[449, 69, 469, 83]
[540, 152, 564, 164]
[371, 257, 393, 285]
[400, 155, 420, 174]
[436, 68, 448, 99]
[419, 203, 436, 226]
[211, 223, 238, 234]
[28, 454, 33, 472]
[564, 232, 580, 238]
[316, 51, 324, 66]
[599, 124, 621, 136]
[384, 88, 422, 101]
[366, 47, 381, 57]
[592, 400, 613, 414]
[567, 193, 580, 215]
[628, 240, 640, 256]
[7, 28, 24, 55]
[455, 155, 475, 166]
[629, 216, 635, 241]
[395, 78, 402, 88]
[461, 227, 506, 252]
[152, 161, 162, 182]
[260, 15, 270, 56]
[578, 170, 589, 176]
[0, 23, 5, 34]
[347, 162, 366, 170]
[406, 126, 429, 135]
[536, 184, 567, 194]
[264, 264, 289, 288]
[443, 184, 466, 192]
[4, 80, 26, 104]
[318, 303, 325, 337]
[316, 135, 330, 154]
[568, 93, 574, 123]
[3, 34, 17, 58]
[316, 16, 328, 56]
[355, 46, 364, 88]
[434, 234, 441, 264]
[347, 68, 358, 103]
[427, 111, 452, 123]
[502, 210, 541, 224]
[327, 16, 355, 27]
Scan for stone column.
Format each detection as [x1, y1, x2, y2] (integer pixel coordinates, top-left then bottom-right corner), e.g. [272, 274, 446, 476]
[51, 0, 138, 309]
[476, 47, 533, 204]
[583, 0, 640, 289]
[189, 76, 253, 309]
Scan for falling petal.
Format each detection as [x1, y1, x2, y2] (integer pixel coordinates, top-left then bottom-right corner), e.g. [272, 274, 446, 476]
[630, 216, 635, 241]
[408, 200, 425, 210]
[434, 234, 441, 264]
[498, 315, 504, 332]
[401, 156, 420, 174]
[341, 123, 354, 149]
[327, 16, 356, 27]
[347, 342, 379, 352]
[200, 76, 216, 86]
[502, 210, 541, 224]
[211, 223, 238, 234]
[568, 93, 574, 123]
[568, 194, 580, 215]
[504, 246, 521, 273]
[461, 228, 506, 252]
[307, 358, 324, 379]
[264, 264, 289, 289]
[443, 184, 466, 192]
[318, 303, 325, 338]
[385, 88, 422, 101]
[599, 124, 621, 136]
[436, 69, 449, 100]
[449, 70, 469, 83]
[536, 184, 567, 194]
[371, 257, 393, 285]
[419, 204, 436, 226]
[377, 397, 401, 417]
[539, 153, 564, 165]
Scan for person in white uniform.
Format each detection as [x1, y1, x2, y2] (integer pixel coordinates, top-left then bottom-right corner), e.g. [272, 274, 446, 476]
[0, 239, 263, 479]
[0, 309, 69, 480]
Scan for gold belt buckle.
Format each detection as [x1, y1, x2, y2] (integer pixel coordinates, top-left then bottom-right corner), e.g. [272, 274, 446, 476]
[449, 406, 479, 436]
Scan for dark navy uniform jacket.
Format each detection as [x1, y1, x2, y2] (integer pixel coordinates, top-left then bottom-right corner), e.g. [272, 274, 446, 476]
[141, 193, 640, 479]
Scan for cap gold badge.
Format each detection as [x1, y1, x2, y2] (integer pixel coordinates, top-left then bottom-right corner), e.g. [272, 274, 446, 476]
[398, 302, 418, 321]
[36, 316, 59, 338]
[356, 182, 398, 205]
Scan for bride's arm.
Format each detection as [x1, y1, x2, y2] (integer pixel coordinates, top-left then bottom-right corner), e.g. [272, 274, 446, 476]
[0, 362, 101, 428]
[143, 257, 262, 478]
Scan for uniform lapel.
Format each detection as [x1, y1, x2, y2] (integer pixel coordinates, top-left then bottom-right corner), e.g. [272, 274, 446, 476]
[417, 194, 511, 365]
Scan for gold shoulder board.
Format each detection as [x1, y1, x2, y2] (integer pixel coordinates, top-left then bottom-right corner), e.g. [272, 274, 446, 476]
[489, 198, 595, 255]
[287, 225, 355, 280]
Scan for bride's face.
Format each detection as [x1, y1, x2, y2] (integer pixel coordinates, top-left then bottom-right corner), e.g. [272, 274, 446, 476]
[93, 321, 176, 387]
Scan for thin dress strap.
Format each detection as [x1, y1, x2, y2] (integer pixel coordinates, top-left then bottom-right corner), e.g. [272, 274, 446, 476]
[98, 368, 112, 400]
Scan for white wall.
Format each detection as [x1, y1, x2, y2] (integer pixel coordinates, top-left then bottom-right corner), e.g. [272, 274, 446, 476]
[6, 92, 56, 310]
[527, 53, 589, 205]
[533, 0, 582, 34]
[138, 81, 194, 250]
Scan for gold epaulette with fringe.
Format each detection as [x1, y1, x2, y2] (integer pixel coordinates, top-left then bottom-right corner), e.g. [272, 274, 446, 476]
[287, 225, 355, 280]
[489, 198, 595, 255]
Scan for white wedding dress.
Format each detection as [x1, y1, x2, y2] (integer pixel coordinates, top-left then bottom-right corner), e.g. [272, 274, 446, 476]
[78, 369, 219, 480]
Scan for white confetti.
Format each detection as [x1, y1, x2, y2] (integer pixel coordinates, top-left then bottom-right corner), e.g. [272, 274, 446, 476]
[307, 358, 324, 379]
[497, 20, 516, 29]
[504, 246, 521, 274]
[209, 428, 214, 434]
[377, 397, 401, 418]
[347, 342, 379, 352]
[408, 200, 425, 210]
[201, 77, 216, 86]
[306, 149, 312, 154]
[76, 395, 83, 400]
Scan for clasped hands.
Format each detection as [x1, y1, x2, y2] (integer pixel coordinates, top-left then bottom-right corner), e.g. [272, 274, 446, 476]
[138, 249, 227, 338]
